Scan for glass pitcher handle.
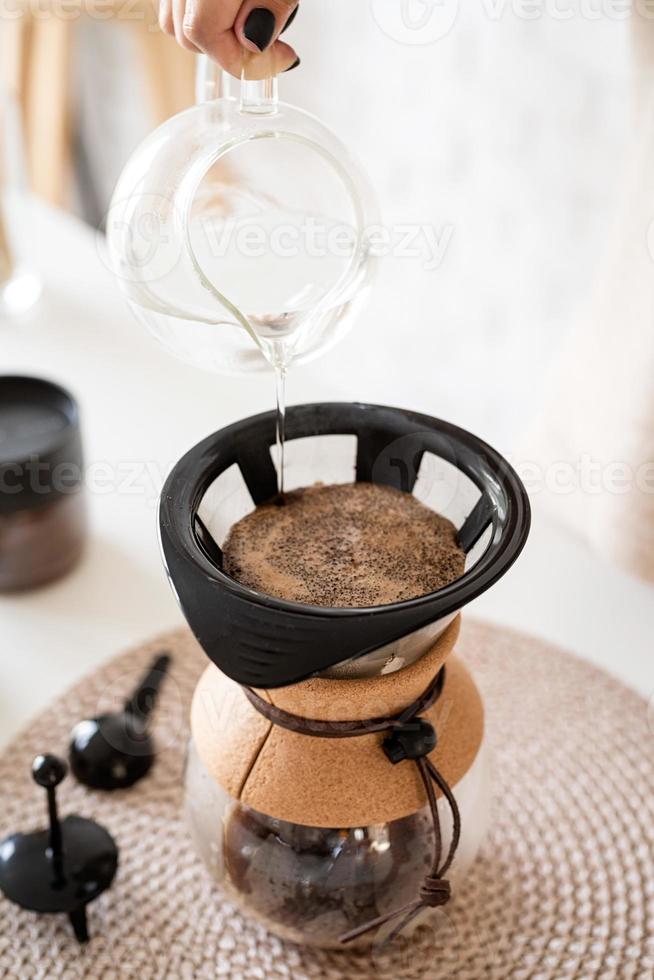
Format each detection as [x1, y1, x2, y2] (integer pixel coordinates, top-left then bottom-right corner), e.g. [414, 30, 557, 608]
[195, 54, 230, 104]
[195, 53, 278, 114]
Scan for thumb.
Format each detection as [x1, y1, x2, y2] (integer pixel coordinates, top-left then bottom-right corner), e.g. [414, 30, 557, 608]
[241, 41, 300, 80]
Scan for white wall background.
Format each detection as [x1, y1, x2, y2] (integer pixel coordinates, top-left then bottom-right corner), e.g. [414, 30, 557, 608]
[280, 2, 633, 451]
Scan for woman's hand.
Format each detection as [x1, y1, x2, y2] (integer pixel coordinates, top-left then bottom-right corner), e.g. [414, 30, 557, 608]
[159, 0, 300, 79]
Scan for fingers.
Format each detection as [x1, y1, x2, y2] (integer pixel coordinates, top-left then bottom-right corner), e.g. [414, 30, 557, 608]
[193, 33, 297, 80]
[235, 1, 297, 54]
[157, 0, 173, 36]
[184, 23, 298, 78]
[173, 0, 200, 51]
[159, 0, 300, 79]
[159, 0, 239, 51]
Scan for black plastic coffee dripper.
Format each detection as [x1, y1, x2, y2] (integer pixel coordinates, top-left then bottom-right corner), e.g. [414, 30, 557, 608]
[159, 402, 531, 688]
[69, 653, 171, 790]
[0, 755, 118, 942]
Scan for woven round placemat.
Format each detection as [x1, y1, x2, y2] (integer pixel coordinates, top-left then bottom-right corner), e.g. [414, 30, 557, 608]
[0, 620, 653, 979]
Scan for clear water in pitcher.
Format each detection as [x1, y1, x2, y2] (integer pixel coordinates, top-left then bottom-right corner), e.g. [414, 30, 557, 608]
[127, 191, 367, 377]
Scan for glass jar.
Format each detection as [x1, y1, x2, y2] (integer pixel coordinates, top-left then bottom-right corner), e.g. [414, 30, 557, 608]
[0, 492, 86, 592]
[0, 376, 86, 591]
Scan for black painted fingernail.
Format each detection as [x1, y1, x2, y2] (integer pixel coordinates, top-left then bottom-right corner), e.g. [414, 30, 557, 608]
[243, 8, 276, 51]
[281, 5, 298, 33]
[283, 56, 300, 72]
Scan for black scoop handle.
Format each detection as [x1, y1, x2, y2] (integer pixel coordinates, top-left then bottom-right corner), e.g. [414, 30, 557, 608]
[124, 653, 171, 722]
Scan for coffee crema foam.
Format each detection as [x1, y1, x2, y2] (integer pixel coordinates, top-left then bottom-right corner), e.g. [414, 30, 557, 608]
[222, 482, 465, 608]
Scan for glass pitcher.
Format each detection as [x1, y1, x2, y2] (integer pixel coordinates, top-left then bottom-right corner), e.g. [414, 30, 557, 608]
[107, 55, 378, 376]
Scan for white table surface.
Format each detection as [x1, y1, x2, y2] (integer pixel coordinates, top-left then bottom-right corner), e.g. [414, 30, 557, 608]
[1, 201, 653, 749]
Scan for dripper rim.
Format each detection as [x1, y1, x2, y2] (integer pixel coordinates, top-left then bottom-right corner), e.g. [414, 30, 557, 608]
[160, 401, 531, 620]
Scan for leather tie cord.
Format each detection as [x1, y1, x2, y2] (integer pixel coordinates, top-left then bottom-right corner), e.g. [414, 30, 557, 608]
[242, 667, 461, 945]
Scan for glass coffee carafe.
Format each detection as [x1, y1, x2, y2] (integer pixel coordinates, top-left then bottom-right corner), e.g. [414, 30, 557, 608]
[185, 737, 491, 948]
[159, 403, 530, 947]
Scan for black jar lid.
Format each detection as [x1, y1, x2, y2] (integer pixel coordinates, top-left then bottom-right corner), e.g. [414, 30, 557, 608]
[0, 376, 84, 515]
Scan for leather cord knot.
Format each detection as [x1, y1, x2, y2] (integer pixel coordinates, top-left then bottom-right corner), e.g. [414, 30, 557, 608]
[420, 875, 451, 907]
[242, 665, 461, 946]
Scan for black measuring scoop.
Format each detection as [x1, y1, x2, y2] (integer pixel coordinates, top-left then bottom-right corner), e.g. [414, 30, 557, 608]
[69, 652, 171, 790]
[0, 754, 118, 942]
